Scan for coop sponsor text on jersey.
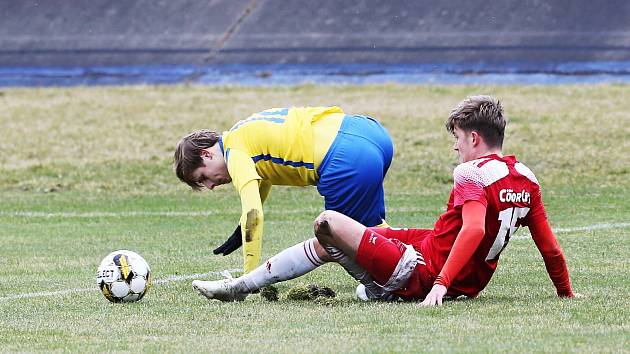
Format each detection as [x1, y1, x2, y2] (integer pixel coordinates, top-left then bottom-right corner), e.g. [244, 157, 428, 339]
[499, 189, 531, 203]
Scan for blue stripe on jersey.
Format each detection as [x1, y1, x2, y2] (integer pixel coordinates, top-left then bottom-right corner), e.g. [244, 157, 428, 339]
[229, 117, 286, 131]
[251, 154, 314, 169]
[258, 108, 289, 116]
[225, 148, 231, 162]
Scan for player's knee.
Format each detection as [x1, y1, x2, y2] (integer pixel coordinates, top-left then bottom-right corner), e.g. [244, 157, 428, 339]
[313, 210, 339, 241]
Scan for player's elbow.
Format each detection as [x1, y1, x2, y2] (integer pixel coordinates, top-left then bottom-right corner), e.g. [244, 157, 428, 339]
[534, 237, 563, 256]
[462, 225, 485, 239]
[540, 244, 563, 258]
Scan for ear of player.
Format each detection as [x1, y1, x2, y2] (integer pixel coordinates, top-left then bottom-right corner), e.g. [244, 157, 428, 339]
[97, 250, 152, 303]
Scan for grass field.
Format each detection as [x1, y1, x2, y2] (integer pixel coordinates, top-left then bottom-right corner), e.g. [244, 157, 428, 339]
[0, 84, 628, 353]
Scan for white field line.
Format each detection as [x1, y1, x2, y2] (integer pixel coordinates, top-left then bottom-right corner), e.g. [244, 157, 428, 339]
[511, 222, 630, 240]
[553, 222, 630, 233]
[1, 210, 244, 218]
[0, 207, 433, 218]
[0, 268, 241, 302]
[2, 209, 627, 236]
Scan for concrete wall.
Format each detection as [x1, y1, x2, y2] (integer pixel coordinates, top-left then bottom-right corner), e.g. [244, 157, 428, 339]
[1, 0, 629, 67]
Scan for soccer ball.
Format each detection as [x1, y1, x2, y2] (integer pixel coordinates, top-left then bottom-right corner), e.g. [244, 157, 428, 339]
[96, 250, 152, 303]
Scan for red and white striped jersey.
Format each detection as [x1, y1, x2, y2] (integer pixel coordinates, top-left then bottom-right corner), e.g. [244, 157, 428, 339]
[418, 154, 550, 297]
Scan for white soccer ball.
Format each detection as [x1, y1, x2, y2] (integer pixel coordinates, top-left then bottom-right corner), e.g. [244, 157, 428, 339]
[96, 250, 152, 303]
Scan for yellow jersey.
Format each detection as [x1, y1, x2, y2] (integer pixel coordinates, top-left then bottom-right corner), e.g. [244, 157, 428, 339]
[220, 106, 344, 272]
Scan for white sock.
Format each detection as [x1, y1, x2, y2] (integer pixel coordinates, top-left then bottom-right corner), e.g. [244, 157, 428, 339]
[234, 238, 324, 292]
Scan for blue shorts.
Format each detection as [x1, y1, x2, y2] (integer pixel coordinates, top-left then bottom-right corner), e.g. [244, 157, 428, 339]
[317, 115, 394, 227]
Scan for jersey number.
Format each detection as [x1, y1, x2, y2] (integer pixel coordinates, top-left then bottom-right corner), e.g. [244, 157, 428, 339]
[486, 207, 530, 261]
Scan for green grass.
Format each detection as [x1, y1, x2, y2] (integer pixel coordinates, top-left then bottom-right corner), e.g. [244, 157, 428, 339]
[0, 84, 628, 352]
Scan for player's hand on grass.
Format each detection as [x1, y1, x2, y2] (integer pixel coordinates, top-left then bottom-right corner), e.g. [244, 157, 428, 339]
[419, 284, 448, 307]
[213, 224, 243, 255]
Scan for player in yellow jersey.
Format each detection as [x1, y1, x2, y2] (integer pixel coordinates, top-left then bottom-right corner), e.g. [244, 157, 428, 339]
[174, 106, 393, 297]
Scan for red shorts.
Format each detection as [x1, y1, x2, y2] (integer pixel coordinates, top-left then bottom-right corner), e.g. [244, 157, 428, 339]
[355, 227, 434, 300]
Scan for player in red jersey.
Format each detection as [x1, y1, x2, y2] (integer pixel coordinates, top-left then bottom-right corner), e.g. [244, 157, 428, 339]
[192, 95, 575, 305]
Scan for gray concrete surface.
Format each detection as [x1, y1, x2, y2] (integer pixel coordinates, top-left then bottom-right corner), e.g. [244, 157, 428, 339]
[1, 0, 629, 67]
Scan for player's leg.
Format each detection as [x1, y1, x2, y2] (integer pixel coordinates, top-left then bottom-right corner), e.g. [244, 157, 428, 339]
[368, 227, 432, 245]
[313, 210, 398, 300]
[192, 210, 378, 302]
[193, 238, 333, 301]
[353, 226, 432, 299]
[315, 210, 430, 300]
[354, 227, 431, 300]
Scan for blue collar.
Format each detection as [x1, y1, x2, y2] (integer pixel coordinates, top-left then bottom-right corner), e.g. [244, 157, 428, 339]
[218, 136, 224, 156]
